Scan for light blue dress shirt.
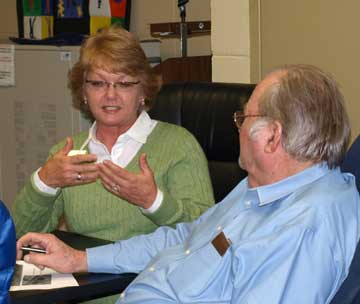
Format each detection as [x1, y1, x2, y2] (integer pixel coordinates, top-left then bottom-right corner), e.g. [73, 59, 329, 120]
[88, 164, 360, 304]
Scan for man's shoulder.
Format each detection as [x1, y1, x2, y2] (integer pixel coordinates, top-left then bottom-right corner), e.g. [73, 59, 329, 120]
[290, 168, 359, 224]
[296, 168, 358, 205]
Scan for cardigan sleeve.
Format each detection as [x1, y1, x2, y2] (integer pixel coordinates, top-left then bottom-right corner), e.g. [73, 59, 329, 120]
[11, 172, 65, 238]
[11, 133, 89, 238]
[143, 125, 215, 226]
[11, 138, 71, 238]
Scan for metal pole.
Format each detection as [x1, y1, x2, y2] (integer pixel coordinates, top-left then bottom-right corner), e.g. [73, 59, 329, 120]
[178, 0, 189, 57]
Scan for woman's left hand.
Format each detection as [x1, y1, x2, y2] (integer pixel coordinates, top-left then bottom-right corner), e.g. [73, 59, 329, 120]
[98, 153, 158, 209]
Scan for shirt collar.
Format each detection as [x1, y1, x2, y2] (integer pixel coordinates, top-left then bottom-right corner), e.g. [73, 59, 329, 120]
[126, 111, 153, 144]
[88, 111, 153, 145]
[248, 162, 332, 206]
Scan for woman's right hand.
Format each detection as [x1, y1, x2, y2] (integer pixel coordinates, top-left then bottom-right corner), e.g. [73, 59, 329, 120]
[38, 137, 98, 188]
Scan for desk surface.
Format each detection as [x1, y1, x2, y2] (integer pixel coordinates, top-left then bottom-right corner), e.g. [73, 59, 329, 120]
[10, 230, 137, 304]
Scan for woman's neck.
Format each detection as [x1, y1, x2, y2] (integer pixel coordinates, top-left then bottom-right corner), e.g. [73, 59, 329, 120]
[95, 125, 128, 152]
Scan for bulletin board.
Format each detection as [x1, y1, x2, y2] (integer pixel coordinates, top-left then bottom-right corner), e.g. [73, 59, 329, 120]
[16, 0, 132, 41]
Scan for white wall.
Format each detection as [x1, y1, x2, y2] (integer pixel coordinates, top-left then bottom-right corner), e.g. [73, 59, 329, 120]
[259, 0, 360, 143]
[211, 0, 259, 83]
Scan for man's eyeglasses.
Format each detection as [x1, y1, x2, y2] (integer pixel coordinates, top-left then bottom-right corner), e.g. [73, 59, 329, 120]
[85, 79, 140, 93]
[233, 111, 265, 129]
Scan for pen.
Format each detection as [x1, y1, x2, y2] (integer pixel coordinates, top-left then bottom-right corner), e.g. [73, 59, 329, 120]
[21, 246, 46, 254]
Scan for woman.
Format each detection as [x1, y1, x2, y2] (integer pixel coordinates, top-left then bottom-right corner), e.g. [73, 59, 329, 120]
[12, 25, 214, 242]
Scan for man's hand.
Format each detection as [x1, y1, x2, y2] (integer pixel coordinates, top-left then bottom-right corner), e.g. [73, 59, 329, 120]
[38, 137, 98, 188]
[16, 232, 88, 274]
[98, 153, 158, 209]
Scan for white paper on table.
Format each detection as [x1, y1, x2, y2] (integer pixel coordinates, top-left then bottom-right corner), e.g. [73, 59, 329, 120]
[10, 260, 79, 291]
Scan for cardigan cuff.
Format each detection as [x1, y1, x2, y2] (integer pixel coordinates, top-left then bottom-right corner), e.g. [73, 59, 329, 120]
[143, 188, 180, 226]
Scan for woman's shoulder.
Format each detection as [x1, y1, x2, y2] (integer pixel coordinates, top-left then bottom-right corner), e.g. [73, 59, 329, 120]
[148, 120, 204, 153]
[153, 120, 194, 139]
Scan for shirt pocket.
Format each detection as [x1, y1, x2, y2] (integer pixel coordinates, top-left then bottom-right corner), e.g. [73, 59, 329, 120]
[167, 242, 233, 302]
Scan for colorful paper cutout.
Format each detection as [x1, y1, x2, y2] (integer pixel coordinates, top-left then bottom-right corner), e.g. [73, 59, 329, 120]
[23, 0, 42, 16]
[20, 0, 129, 39]
[90, 16, 111, 35]
[110, 0, 127, 18]
[41, 0, 54, 16]
[23, 16, 53, 39]
[56, 0, 85, 18]
[111, 17, 125, 28]
[89, 0, 111, 16]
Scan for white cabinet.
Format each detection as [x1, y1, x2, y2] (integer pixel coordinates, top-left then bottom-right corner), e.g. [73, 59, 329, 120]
[0, 45, 89, 209]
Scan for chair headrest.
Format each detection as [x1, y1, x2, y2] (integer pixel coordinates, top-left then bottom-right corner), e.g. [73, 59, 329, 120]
[150, 82, 256, 162]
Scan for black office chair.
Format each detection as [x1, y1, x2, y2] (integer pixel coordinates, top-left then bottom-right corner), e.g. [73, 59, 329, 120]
[149, 82, 256, 202]
[331, 135, 360, 304]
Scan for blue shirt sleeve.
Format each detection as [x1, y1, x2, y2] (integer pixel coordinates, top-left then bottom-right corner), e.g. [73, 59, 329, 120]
[87, 202, 220, 273]
[0, 201, 16, 304]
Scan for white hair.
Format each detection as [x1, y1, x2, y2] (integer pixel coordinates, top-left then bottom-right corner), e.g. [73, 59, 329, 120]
[258, 64, 350, 168]
[248, 118, 272, 140]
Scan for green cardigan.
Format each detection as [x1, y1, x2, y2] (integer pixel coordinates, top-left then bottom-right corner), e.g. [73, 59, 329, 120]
[12, 121, 215, 242]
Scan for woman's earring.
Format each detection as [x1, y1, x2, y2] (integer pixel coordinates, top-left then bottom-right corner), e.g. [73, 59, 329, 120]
[140, 98, 145, 106]
[83, 97, 88, 105]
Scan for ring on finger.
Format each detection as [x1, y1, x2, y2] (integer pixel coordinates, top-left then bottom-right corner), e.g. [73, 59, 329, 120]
[76, 173, 82, 181]
[112, 184, 119, 192]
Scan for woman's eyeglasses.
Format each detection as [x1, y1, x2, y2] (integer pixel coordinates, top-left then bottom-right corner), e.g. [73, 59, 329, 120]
[85, 79, 140, 93]
[233, 111, 265, 129]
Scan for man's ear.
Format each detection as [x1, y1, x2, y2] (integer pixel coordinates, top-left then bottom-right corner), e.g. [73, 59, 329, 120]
[264, 121, 282, 153]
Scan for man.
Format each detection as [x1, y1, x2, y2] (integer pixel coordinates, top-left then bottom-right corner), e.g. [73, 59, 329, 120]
[17, 64, 360, 303]
[0, 200, 16, 304]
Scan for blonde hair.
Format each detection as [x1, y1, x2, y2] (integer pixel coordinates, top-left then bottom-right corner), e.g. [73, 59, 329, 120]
[69, 24, 162, 114]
